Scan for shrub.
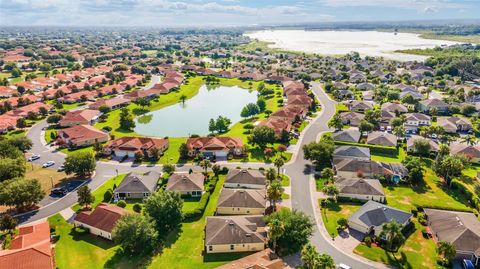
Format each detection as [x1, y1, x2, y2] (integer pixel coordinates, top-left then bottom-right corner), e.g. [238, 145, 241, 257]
[117, 200, 127, 208]
[103, 189, 113, 202]
[133, 203, 142, 213]
[364, 236, 372, 247]
[417, 212, 427, 226]
[244, 123, 254, 129]
[220, 166, 229, 174]
[102, 126, 112, 132]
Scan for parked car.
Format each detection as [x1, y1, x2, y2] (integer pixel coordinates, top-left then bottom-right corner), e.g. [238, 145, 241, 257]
[27, 154, 41, 162]
[380, 126, 385, 131]
[50, 187, 67, 196]
[57, 165, 65, 172]
[337, 264, 351, 269]
[462, 259, 475, 269]
[42, 161, 55, 168]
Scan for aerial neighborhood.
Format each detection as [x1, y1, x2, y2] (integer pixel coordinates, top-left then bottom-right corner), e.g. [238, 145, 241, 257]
[0, 20, 480, 269]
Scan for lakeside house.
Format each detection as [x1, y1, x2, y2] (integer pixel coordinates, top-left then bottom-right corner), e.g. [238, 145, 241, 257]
[186, 136, 243, 158]
[103, 136, 169, 159]
[58, 109, 102, 127]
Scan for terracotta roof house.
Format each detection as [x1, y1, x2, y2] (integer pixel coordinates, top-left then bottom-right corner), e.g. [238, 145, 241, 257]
[7, 102, 52, 118]
[217, 248, 295, 269]
[438, 116, 472, 133]
[345, 100, 374, 113]
[58, 109, 101, 127]
[165, 172, 205, 197]
[335, 177, 385, 202]
[114, 171, 160, 199]
[287, 95, 312, 108]
[348, 200, 412, 237]
[0, 221, 53, 269]
[217, 188, 266, 215]
[340, 112, 365, 127]
[186, 136, 243, 158]
[57, 125, 109, 148]
[0, 114, 18, 133]
[205, 215, 266, 253]
[406, 135, 439, 153]
[88, 97, 131, 110]
[0, 85, 17, 98]
[59, 90, 97, 103]
[74, 203, 129, 240]
[424, 208, 480, 266]
[258, 118, 292, 137]
[418, 98, 449, 113]
[333, 146, 370, 161]
[103, 136, 169, 158]
[152, 82, 178, 94]
[224, 169, 266, 189]
[381, 102, 408, 114]
[123, 88, 160, 101]
[449, 142, 480, 163]
[367, 131, 397, 147]
[332, 128, 361, 143]
[270, 105, 307, 122]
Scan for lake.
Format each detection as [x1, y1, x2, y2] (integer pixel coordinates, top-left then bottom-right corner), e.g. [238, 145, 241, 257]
[134, 85, 257, 137]
[245, 30, 459, 61]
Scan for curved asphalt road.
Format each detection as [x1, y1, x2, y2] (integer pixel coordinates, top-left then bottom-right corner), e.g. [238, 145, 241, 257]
[285, 82, 386, 269]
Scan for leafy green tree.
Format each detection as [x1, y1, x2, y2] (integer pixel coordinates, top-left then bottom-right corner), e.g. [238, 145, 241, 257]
[16, 118, 27, 129]
[437, 155, 468, 184]
[437, 241, 456, 266]
[178, 143, 189, 160]
[301, 243, 320, 269]
[112, 214, 158, 255]
[0, 158, 26, 182]
[0, 214, 17, 232]
[320, 168, 334, 183]
[303, 138, 335, 170]
[77, 185, 95, 209]
[266, 208, 314, 256]
[413, 139, 431, 156]
[47, 114, 62, 124]
[359, 120, 374, 134]
[380, 219, 405, 252]
[317, 253, 335, 269]
[274, 157, 284, 176]
[180, 94, 187, 104]
[474, 183, 480, 198]
[0, 178, 45, 208]
[267, 180, 283, 208]
[257, 98, 266, 112]
[98, 105, 111, 114]
[211, 164, 221, 176]
[250, 126, 276, 149]
[11, 68, 22, 78]
[119, 108, 135, 131]
[322, 185, 339, 201]
[162, 163, 175, 174]
[337, 217, 348, 229]
[64, 151, 96, 178]
[328, 113, 343, 130]
[241, 103, 260, 118]
[215, 116, 231, 133]
[268, 218, 284, 254]
[199, 159, 212, 174]
[265, 168, 277, 183]
[136, 97, 150, 108]
[144, 191, 183, 234]
[208, 118, 216, 133]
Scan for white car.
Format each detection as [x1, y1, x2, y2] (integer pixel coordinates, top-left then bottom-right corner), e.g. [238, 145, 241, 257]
[27, 154, 41, 162]
[337, 264, 351, 269]
[42, 161, 55, 168]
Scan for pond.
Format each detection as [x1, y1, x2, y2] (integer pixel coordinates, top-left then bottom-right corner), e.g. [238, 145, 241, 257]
[134, 84, 257, 137]
[245, 30, 459, 62]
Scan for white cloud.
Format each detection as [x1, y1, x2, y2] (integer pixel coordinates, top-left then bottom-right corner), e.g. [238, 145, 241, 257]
[320, 0, 467, 12]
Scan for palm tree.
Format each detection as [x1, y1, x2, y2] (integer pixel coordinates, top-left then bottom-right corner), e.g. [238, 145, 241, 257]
[317, 253, 335, 269]
[268, 218, 284, 254]
[322, 185, 339, 202]
[199, 159, 211, 174]
[265, 168, 276, 184]
[437, 241, 456, 266]
[267, 180, 283, 209]
[180, 94, 187, 104]
[274, 157, 284, 177]
[379, 219, 405, 252]
[301, 243, 319, 269]
[461, 135, 476, 146]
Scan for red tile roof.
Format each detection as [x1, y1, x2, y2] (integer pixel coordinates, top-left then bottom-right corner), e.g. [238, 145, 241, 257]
[74, 203, 129, 233]
[58, 125, 109, 144]
[186, 137, 243, 151]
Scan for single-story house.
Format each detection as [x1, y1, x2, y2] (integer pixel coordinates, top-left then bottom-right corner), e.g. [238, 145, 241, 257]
[74, 203, 129, 240]
[333, 146, 371, 161]
[406, 135, 439, 153]
[438, 116, 472, 134]
[165, 172, 205, 197]
[404, 113, 431, 132]
[332, 128, 361, 143]
[334, 159, 408, 182]
[186, 136, 243, 158]
[381, 102, 408, 114]
[88, 97, 131, 110]
[418, 98, 449, 113]
[58, 109, 101, 127]
[205, 215, 266, 253]
[339, 112, 365, 127]
[0, 221, 53, 269]
[345, 100, 374, 113]
[224, 169, 266, 189]
[216, 248, 294, 269]
[216, 188, 266, 215]
[449, 142, 480, 163]
[57, 124, 109, 147]
[113, 171, 160, 199]
[424, 208, 480, 266]
[103, 136, 169, 158]
[335, 177, 385, 202]
[366, 131, 397, 147]
[348, 200, 412, 237]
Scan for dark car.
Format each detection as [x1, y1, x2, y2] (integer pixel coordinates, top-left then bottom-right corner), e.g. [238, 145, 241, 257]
[462, 259, 475, 269]
[51, 187, 67, 196]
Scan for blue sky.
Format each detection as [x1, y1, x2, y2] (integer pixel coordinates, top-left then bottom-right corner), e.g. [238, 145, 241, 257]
[0, 0, 478, 26]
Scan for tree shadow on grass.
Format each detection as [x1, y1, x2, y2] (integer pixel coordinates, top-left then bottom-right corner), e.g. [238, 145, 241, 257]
[104, 248, 153, 269]
[203, 251, 253, 263]
[69, 227, 115, 250]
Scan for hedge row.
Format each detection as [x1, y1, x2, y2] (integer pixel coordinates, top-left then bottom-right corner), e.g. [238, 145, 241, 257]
[414, 204, 476, 214]
[333, 140, 398, 156]
[183, 175, 219, 221]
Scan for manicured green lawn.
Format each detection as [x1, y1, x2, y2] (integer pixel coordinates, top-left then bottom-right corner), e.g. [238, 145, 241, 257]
[353, 220, 442, 269]
[335, 103, 349, 112]
[280, 174, 290, 187]
[384, 168, 471, 212]
[1, 129, 26, 139]
[182, 196, 202, 212]
[148, 174, 249, 269]
[157, 137, 188, 165]
[320, 202, 361, 237]
[371, 147, 406, 163]
[72, 174, 126, 212]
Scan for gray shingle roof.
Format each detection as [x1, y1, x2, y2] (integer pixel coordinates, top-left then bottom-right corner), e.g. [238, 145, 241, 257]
[114, 171, 160, 194]
[335, 178, 384, 196]
[332, 128, 361, 143]
[205, 215, 266, 245]
[225, 169, 265, 186]
[349, 200, 412, 228]
[166, 172, 205, 192]
[217, 189, 266, 209]
[334, 146, 370, 159]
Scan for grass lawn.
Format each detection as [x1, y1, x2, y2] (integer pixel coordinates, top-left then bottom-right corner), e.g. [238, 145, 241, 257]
[320, 201, 361, 237]
[182, 196, 202, 212]
[353, 220, 442, 269]
[48, 214, 145, 269]
[72, 174, 126, 212]
[335, 103, 349, 112]
[1, 129, 26, 139]
[280, 174, 290, 187]
[157, 137, 188, 165]
[371, 147, 406, 163]
[148, 174, 250, 269]
[59, 146, 95, 155]
[384, 168, 471, 212]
